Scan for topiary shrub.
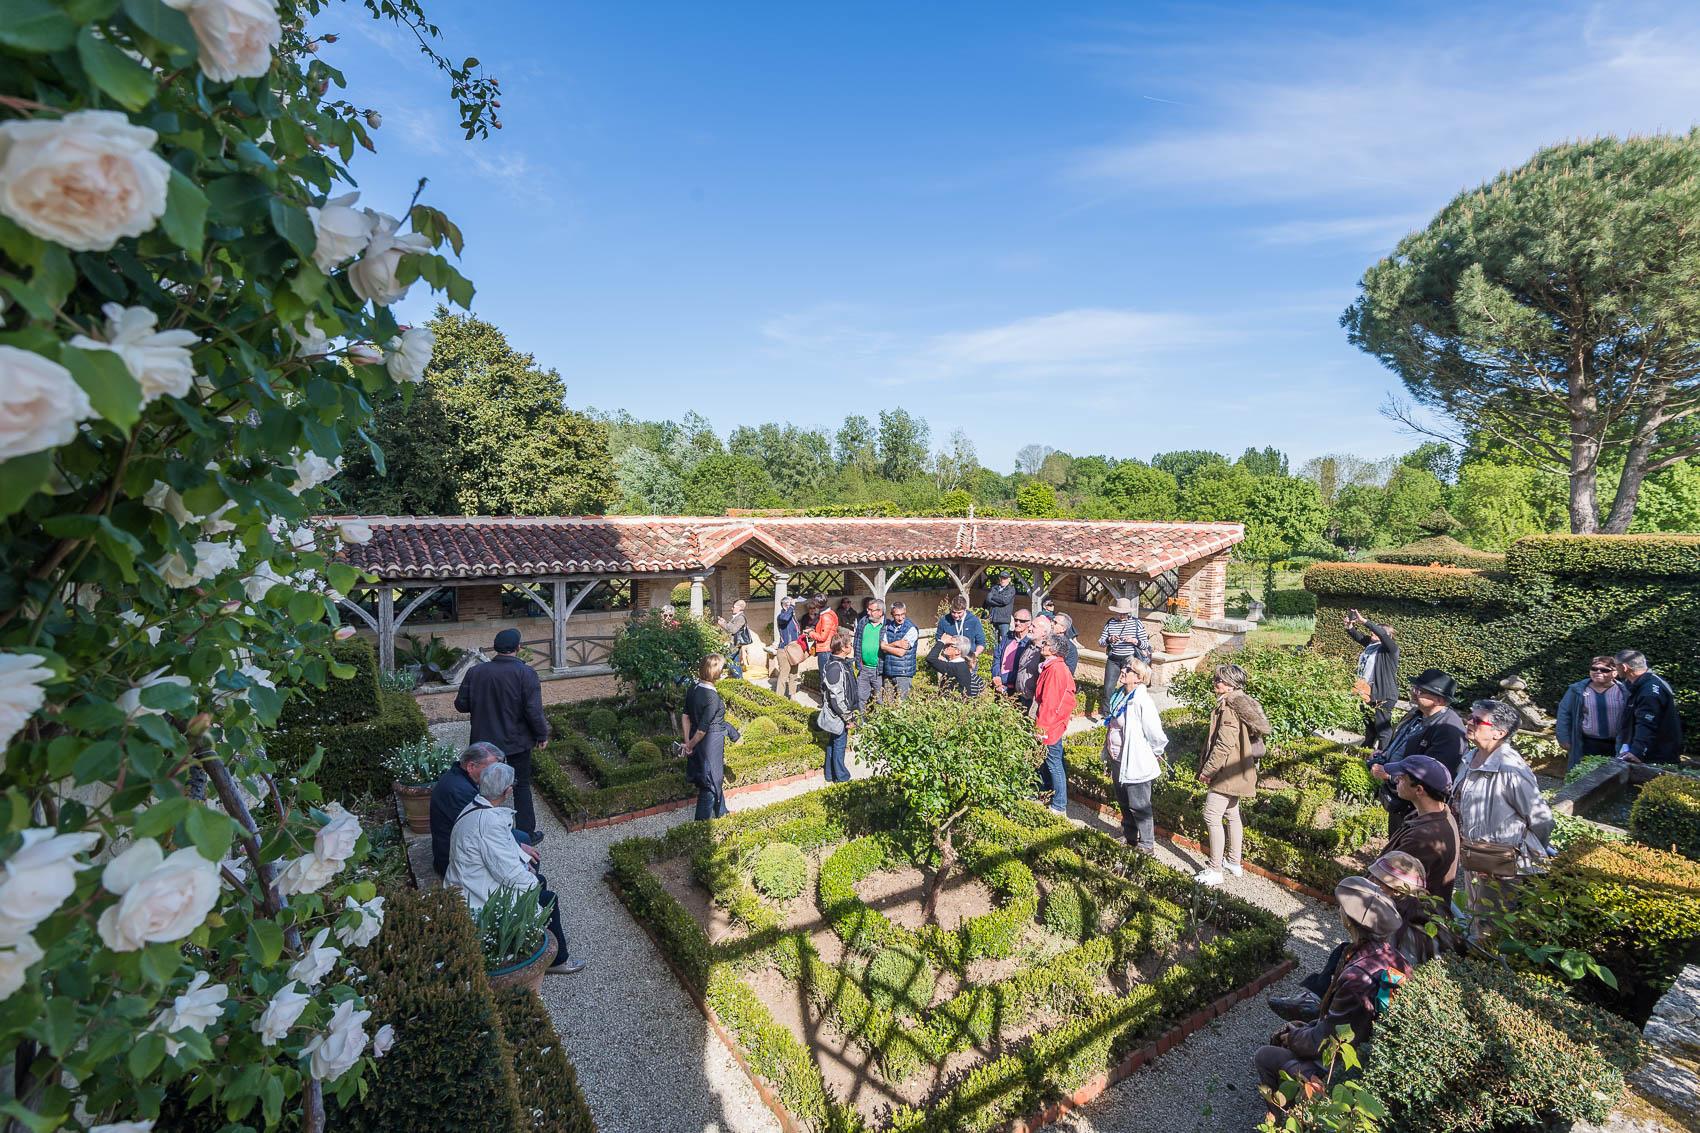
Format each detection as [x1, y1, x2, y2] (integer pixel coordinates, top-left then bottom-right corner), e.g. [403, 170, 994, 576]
[1629, 772, 1700, 860]
[627, 739, 664, 763]
[1040, 880, 1096, 942]
[1372, 535, 1507, 570]
[585, 707, 619, 738]
[750, 842, 809, 902]
[491, 986, 598, 1132]
[278, 637, 383, 728]
[865, 944, 937, 1019]
[1172, 645, 1360, 744]
[1333, 756, 1377, 804]
[1362, 956, 1641, 1133]
[738, 716, 780, 744]
[269, 688, 428, 798]
[1264, 588, 1317, 617]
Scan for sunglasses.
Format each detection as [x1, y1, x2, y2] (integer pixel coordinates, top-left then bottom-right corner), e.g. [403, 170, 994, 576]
[1014, 618, 1031, 625]
[1590, 666, 1615, 673]
[1467, 716, 1495, 727]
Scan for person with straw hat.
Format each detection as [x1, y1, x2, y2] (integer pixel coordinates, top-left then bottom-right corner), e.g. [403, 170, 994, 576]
[1092, 597, 1150, 721]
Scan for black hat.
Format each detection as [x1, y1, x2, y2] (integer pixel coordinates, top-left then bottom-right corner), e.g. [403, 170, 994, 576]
[1408, 668, 1457, 702]
[493, 628, 521, 653]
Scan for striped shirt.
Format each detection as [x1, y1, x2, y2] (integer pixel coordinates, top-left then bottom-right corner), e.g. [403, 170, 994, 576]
[1099, 615, 1149, 660]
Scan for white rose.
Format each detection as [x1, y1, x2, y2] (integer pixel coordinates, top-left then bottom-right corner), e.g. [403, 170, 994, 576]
[0, 935, 43, 1000]
[0, 828, 100, 946]
[347, 211, 431, 305]
[252, 980, 310, 1046]
[155, 539, 240, 588]
[90, 1123, 154, 1133]
[338, 521, 372, 545]
[290, 313, 332, 357]
[383, 327, 433, 384]
[306, 191, 374, 273]
[0, 345, 96, 461]
[95, 839, 221, 952]
[117, 609, 163, 647]
[290, 451, 341, 492]
[302, 998, 370, 1082]
[150, 971, 226, 1054]
[243, 560, 288, 603]
[371, 1022, 395, 1058]
[0, 652, 55, 755]
[274, 853, 339, 896]
[314, 802, 362, 863]
[115, 667, 192, 719]
[0, 110, 170, 251]
[334, 894, 384, 949]
[287, 927, 340, 988]
[345, 342, 382, 367]
[69, 304, 199, 404]
[162, 0, 281, 83]
[143, 481, 196, 526]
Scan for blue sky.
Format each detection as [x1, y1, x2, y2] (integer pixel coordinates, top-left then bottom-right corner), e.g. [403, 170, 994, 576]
[327, 1, 1700, 473]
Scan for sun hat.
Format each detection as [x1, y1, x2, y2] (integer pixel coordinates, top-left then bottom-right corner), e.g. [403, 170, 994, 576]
[493, 628, 521, 653]
[1334, 876, 1401, 938]
[1108, 597, 1136, 615]
[1381, 754, 1452, 796]
[1408, 668, 1459, 702]
[1368, 850, 1428, 896]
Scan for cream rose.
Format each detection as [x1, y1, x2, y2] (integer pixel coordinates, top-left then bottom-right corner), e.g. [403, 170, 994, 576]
[115, 667, 192, 719]
[117, 609, 163, 647]
[334, 894, 384, 949]
[0, 652, 55, 755]
[253, 980, 310, 1046]
[95, 838, 221, 952]
[0, 828, 100, 946]
[69, 304, 199, 404]
[276, 803, 361, 896]
[383, 327, 433, 384]
[345, 342, 382, 367]
[302, 998, 370, 1082]
[371, 1022, 395, 1058]
[290, 450, 341, 492]
[150, 970, 226, 1055]
[155, 539, 241, 589]
[290, 313, 332, 357]
[347, 212, 431, 305]
[0, 111, 170, 251]
[162, 0, 282, 83]
[306, 191, 374, 273]
[338, 521, 372, 545]
[0, 935, 43, 1001]
[286, 927, 340, 988]
[243, 560, 289, 603]
[0, 345, 96, 461]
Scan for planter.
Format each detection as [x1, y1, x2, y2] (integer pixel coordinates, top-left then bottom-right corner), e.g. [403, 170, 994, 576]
[394, 782, 432, 835]
[1160, 631, 1193, 655]
[487, 930, 555, 996]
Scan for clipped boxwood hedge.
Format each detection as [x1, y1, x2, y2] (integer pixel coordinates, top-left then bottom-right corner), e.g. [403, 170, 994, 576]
[277, 637, 383, 728]
[1307, 535, 1700, 751]
[1628, 772, 1700, 860]
[492, 985, 598, 1132]
[1372, 535, 1507, 570]
[268, 687, 427, 798]
[1264, 588, 1317, 617]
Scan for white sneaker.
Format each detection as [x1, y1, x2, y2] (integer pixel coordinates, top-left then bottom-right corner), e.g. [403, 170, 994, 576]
[1194, 868, 1224, 887]
[1223, 862, 1244, 877]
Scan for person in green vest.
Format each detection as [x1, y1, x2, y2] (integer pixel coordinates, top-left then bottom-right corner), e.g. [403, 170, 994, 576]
[850, 597, 885, 716]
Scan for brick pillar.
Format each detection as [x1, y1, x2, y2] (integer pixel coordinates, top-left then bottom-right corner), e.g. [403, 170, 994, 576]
[633, 579, 673, 610]
[457, 584, 503, 622]
[717, 551, 752, 612]
[1174, 553, 1228, 621]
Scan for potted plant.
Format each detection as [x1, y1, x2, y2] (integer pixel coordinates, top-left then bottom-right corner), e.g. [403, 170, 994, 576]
[476, 885, 556, 995]
[1161, 613, 1194, 654]
[396, 633, 465, 684]
[384, 738, 459, 833]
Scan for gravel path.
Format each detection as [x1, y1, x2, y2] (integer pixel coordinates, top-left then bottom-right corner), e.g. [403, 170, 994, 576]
[429, 719, 1341, 1133]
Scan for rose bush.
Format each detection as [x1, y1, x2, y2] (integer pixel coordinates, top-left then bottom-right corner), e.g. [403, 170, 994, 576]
[0, 0, 495, 1128]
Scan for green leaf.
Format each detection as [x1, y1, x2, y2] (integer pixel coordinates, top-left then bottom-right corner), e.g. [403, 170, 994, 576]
[0, 1100, 63, 1133]
[128, 1030, 166, 1079]
[76, 26, 157, 110]
[131, 795, 192, 838]
[288, 590, 325, 624]
[0, 0, 76, 51]
[34, 244, 75, 308]
[0, 275, 55, 321]
[59, 346, 142, 430]
[161, 169, 208, 257]
[248, 919, 284, 967]
[120, 0, 196, 55]
[184, 803, 234, 860]
[137, 680, 195, 712]
[268, 197, 316, 260]
[0, 452, 52, 520]
[204, 174, 270, 225]
[138, 940, 181, 986]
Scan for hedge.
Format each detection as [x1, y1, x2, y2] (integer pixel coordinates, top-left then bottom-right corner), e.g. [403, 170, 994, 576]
[1307, 535, 1700, 751]
[491, 986, 599, 1132]
[278, 637, 383, 729]
[1264, 588, 1317, 617]
[1361, 956, 1639, 1133]
[1371, 535, 1507, 570]
[1627, 772, 1700, 860]
[268, 687, 427, 798]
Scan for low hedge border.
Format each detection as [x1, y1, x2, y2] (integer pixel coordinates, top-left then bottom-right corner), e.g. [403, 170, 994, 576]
[608, 781, 1288, 1132]
[491, 986, 598, 1132]
[268, 686, 428, 798]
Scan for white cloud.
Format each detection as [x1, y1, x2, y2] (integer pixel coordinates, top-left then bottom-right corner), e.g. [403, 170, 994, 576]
[1252, 213, 1428, 249]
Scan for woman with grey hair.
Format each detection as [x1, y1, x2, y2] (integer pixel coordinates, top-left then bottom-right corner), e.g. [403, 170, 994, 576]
[1196, 662, 1270, 887]
[445, 761, 584, 974]
[1453, 698, 1553, 930]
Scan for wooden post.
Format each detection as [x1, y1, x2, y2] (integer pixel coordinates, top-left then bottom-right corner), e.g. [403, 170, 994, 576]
[551, 579, 568, 673]
[377, 587, 394, 673]
[771, 571, 790, 642]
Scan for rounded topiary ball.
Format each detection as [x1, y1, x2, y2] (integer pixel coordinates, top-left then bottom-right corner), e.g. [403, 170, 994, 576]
[866, 945, 936, 1017]
[585, 707, 619, 738]
[750, 841, 808, 902]
[627, 739, 663, 762]
[1335, 757, 1377, 804]
[739, 716, 780, 743]
[1041, 880, 1096, 942]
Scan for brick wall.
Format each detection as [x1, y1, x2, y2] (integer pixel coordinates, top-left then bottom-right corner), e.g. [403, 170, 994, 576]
[1175, 553, 1228, 621]
[456, 584, 503, 622]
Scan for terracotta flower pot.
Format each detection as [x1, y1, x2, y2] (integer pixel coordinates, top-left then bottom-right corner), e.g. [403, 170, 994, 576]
[487, 930, 555, 997]
[1160, 631, 1193, 654]
[394, 782, 432, 834]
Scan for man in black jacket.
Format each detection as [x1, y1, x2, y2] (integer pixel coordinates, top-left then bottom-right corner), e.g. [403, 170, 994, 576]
[1344, 609, 1400, 751]
[428, 742, 538, 877]
[984, 572, 1016, 650]
[454, 628, 551, 838]
[1368, 669, 1468, 837]
[1616, 649, 1685, 764]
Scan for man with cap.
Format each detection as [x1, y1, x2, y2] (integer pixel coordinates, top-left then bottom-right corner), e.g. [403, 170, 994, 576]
[1368, 669, 1467, 838]
[1094, 597, 1150, 721]
[983, 571, 1017, 651]
[1615, 649, 1684, 764]
[1382, 754, 1461, 910]
[454, 628, 550, 841]
[1255, 876, 1411, 1118]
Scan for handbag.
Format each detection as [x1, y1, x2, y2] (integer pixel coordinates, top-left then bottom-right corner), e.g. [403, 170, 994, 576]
[815, 663, 846, 735]
[783, 640, 807, 667]
[1459, 837, 1519, 878]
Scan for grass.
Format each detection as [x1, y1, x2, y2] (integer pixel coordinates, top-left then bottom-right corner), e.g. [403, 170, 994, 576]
[1245, 614, 1316, 648]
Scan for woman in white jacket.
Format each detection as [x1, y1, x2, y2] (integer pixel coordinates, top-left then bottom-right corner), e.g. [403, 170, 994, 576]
[445, 762, 584, 974]
[1101, 658, 1167, 854]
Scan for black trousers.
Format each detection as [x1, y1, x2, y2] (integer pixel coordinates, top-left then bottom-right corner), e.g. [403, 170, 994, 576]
[1362, 703, 1394, 752]
[505, 747, 537, 836]
[536, 873, 569, 963]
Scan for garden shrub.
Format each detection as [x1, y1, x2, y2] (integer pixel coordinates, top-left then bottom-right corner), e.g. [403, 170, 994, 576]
[739, 715, 781, 743]
[1363, 956, 1641, 1133]
[277, 637, 383, 728]
[1041, 879, 1097, 942]
[491, 986, 599, 1133]
[1333, 755, 1377, 804]
[627, 739, 664, 763]
[1264, 588, 1317, 616]
[866, 945, 937, 1019]
[269, 688, 428, 798]
[1629, 773, 1700, 859]
[585, 707, 620, 738]
[1172, 645, 1361, 744]
[1372, 535, 1507, 569]
[751, 841, 809, 902]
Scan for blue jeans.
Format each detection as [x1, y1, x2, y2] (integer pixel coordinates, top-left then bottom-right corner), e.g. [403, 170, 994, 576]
[1042, 740, 1068, 813]
[824, 731, 850, 782]
[725, 650, 744, 678]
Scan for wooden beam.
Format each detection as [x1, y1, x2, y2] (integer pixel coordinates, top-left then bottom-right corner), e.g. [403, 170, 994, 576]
[376, 588, 394, 673]
[336, 594, 378, 631]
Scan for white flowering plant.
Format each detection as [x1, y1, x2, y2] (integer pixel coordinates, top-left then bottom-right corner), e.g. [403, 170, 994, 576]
[0, 1, 492, 1129]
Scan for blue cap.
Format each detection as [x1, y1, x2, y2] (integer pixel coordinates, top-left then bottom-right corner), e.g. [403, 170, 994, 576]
[1382, 754, 1451, 795]
[493, 628, 521, 653]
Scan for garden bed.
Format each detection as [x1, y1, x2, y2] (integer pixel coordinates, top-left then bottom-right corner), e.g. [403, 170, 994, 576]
[534, 679, 827, 828]
[609, 780, 1289, 1132]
